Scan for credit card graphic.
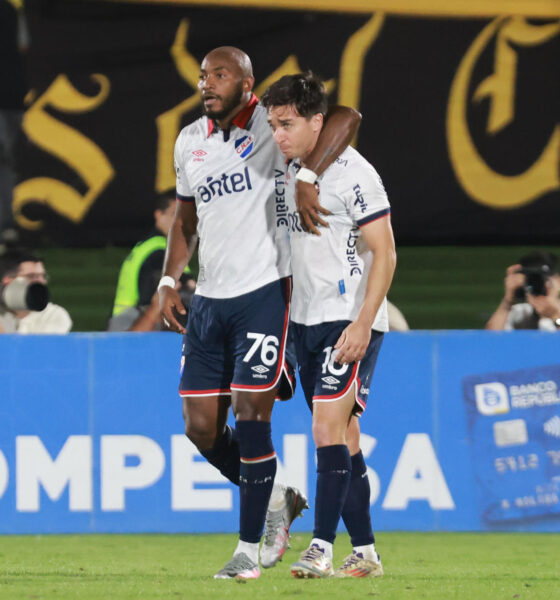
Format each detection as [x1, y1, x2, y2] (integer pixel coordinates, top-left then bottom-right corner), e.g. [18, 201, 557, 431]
[463, 365, 560, 525]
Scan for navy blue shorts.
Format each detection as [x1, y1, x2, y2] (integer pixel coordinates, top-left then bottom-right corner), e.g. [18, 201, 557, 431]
[291, 320, 383, 415]
[180, 277, 294, 398]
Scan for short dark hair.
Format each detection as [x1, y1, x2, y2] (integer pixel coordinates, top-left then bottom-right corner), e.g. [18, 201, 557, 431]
[261, 72, 328, 118]
[154, 194, 176, 213]
[0, 249, 43, 278]
[519, 250, 558, 275]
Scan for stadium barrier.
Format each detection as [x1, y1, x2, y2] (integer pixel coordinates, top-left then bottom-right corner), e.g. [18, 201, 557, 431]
[1, 331, 559, 534]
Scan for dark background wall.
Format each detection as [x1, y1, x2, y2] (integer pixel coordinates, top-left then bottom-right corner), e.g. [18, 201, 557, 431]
[15, 0, 559, 247]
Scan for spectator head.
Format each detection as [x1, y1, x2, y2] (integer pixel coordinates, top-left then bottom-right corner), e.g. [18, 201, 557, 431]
[154, 194, 177, 237]
[0, 249, 47, 286]
[519, 250, 558, 276]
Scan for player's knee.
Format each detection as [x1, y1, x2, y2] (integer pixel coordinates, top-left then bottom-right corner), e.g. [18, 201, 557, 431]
[184, 417, 216, 451]
[312, 419, 344, 448]
[232, 390, 274, 421]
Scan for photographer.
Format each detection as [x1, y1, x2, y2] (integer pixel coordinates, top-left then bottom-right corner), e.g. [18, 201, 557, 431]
[486, 251, 560, 332]
[0, 250, 72, 333]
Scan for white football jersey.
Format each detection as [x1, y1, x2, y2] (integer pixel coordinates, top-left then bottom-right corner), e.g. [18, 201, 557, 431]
[174, 95, 291, 298]
[286, 146, 391, 331]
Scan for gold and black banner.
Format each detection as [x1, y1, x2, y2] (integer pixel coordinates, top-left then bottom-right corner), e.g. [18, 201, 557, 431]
[15, 0, 559, 244]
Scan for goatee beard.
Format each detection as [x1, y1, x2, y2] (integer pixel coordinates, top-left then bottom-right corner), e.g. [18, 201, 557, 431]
[203, 81, 244, 122]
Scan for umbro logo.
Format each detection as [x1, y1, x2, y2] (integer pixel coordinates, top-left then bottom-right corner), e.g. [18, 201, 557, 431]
[322, 376, 340, 385]
[252, 365, 270, 374]
[192, 149, 207, 162]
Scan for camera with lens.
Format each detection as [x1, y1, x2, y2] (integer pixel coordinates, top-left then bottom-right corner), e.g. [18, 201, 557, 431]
[0, 277, 50, 312]
[513, 265, 550, 302]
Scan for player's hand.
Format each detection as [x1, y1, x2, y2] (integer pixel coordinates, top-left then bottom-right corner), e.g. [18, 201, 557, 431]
[295, 180, 331, 236]
[503, 263, 524, 303]
[158, 285, 187, 334]
[527, 278, 560, 320]
[333, 320, 371, 365]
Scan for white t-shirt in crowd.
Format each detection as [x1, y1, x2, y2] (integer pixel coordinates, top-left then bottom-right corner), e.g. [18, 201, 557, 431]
[0, 303, 72, 334]
[505, 303, 557, 332]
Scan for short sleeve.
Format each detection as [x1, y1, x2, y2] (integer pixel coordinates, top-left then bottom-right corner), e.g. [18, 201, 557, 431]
[343, 163, 391, 227]
[174, 131, 194, 201]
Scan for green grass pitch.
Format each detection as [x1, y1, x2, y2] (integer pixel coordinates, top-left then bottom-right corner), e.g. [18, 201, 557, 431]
[0, 532, 558, 599]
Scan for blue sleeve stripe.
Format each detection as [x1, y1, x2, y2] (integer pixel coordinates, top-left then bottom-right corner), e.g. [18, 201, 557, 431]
[357, 207, 391, 227]
[177, 193, 195, 203]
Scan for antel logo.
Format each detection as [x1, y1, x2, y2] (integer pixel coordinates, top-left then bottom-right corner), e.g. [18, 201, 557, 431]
[475, 382, 510, 416]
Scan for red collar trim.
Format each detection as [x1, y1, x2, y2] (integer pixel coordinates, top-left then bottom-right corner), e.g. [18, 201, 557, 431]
[206, 93, 259, 137]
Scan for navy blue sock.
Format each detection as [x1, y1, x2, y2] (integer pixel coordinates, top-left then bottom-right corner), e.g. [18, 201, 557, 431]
[199, 425, 240, 485]
[236, 420, 277, 543]
[313, 444, 351, 544]
[341, 450, 375, 547]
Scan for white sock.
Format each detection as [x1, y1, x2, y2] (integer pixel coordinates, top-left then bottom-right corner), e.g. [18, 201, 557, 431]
[310, 537, 333, 559]
[234, 540, 259, 564]
[267, 484, 286, 511]
[353, 544, 377, 561]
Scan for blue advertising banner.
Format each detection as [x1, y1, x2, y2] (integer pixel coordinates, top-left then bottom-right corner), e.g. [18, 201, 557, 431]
[463, 365, 560, 525]
[1, 331, 559, 534]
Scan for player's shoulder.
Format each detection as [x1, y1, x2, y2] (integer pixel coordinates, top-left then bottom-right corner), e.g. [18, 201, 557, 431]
[247, 102, 271, 133]
[176, 117, 208, 150]
[325, 146, 378, 183]
[340, 146, 376, 172]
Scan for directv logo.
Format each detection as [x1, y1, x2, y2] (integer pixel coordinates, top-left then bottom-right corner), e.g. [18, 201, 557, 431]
[544, 415, 560, 438]
[475, 382, 510, 416]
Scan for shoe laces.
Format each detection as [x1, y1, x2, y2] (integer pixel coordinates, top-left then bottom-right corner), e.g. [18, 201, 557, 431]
[220, 552, 256, 574]
[263, 510, 286, 546]
[340, 552, 363, 569]
[301, 544, 325, 561]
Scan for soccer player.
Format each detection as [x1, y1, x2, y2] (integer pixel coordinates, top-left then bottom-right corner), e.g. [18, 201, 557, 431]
[158, 47, 361, 580]
[262, 72, 396, 578]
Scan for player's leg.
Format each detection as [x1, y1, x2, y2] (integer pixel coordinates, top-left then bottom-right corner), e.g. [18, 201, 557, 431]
[334, 415, 383, 578]
[290, 387, 354, 579]
[215, 277, 303, 579]
[182, 394, 240, 484]
[179, 293, 240, 485]
[260, 326, 307, 569]
[228, 388, 277, 561]
[335, 331, 385, 578]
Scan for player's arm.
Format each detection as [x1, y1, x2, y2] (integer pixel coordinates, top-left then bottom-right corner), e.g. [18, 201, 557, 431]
[158, 200, 198, 334]
[297, 106, 362, 235]
[334, 215, 396, 364]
